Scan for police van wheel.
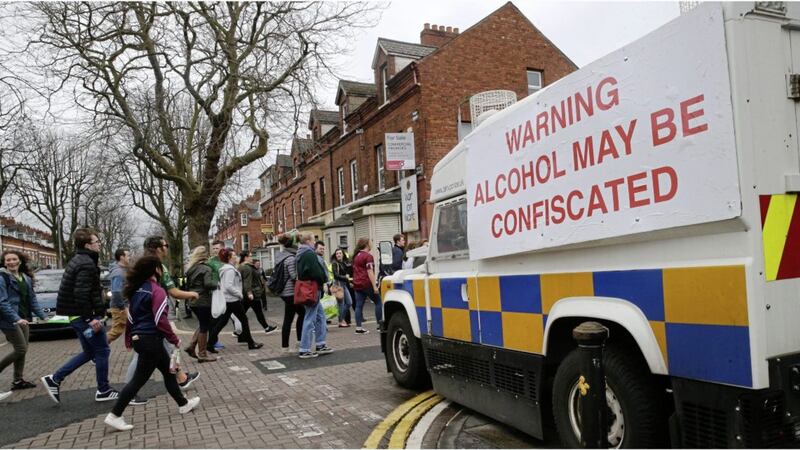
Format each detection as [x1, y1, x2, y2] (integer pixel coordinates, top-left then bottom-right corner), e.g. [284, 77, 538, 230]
[386, 313, 429, 389]
[552, 345, 664, 448]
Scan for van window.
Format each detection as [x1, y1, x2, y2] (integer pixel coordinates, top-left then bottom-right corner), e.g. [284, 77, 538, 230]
[435, 198, 469, 254]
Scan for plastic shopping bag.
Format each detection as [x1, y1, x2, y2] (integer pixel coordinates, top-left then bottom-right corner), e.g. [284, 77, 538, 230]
[211, 288, 226, 318]
[320, 294, 338, 320]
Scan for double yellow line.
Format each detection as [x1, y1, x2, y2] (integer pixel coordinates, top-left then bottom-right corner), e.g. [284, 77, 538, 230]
[363, 390, 443, 449]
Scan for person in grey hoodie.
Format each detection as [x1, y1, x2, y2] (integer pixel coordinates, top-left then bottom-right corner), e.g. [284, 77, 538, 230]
[275, 233, 304, 352]
[207, 248, 263, 350]
[106, 248, 130, 343]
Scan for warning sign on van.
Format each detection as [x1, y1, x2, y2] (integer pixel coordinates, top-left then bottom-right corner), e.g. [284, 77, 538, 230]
[466, 5, 740, 260]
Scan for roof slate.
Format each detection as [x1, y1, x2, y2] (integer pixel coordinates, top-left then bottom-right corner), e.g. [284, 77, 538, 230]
[339, 80, 377, 97]
[312, 109, 339, 125]
[276, 154, 292, 167]
[378, 38, 437, 59]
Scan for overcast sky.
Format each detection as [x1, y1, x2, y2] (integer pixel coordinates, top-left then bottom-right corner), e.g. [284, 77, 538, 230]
[313, 1, 681, 112]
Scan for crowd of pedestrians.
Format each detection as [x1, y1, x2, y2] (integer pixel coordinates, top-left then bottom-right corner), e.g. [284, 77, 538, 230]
[0, 226, 404, 430]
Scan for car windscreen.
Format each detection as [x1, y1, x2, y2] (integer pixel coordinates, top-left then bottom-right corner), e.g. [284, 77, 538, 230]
[34, 274, 62, 293]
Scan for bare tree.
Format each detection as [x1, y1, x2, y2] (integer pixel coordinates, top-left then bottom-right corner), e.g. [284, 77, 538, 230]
[0, 66, 28, 211]
[23, 2, 381, 246]
[12, 129, 99, 265]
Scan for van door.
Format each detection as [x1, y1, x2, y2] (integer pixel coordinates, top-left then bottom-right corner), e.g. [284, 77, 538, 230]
[426, 196, 479, 344]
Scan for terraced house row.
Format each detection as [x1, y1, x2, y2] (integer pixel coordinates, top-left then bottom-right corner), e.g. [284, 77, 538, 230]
[215, 2, 577, 267]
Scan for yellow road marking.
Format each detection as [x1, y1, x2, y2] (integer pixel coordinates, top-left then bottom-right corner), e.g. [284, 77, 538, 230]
[388, 394, 443, 449]
[362, 390, 436, 449]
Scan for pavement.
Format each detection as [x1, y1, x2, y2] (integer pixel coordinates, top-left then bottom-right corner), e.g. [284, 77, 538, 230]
[0, 295, 557, 449]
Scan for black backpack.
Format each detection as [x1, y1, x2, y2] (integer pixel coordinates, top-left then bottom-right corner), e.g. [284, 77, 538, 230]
[267, 257, 290, 295]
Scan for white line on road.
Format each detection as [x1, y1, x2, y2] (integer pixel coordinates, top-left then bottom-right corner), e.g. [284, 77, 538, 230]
[406, 399, 451, 449]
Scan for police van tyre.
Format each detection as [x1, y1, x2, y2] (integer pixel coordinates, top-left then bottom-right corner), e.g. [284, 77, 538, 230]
[386, 313, 429, 389]
[552, 345, 665, 448]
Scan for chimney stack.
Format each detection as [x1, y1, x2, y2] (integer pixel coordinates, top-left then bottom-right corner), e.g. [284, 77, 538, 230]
[420, 22, 460, 48]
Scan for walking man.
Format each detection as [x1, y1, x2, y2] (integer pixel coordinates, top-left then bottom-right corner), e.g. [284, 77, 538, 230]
[41, 228, 119, 403]
[107, 248, 130, 343]
[391, 234, 405, 273]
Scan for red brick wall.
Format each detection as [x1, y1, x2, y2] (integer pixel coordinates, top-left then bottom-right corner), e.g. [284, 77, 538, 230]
[256, 3, 575, 241]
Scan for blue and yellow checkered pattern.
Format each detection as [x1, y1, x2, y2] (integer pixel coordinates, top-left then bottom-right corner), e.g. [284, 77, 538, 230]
[386, 265, 752, 387]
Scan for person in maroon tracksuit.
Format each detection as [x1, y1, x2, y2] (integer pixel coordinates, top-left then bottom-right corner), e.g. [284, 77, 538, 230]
[104, 256, 200, 431]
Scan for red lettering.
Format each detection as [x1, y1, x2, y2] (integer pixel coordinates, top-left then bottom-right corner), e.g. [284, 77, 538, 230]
[551, 195, 566, 224]
[572, 136, 595, 171]
[596, 76, 619, 111]
[521, 161, 535, 190]
[504, 210, 517, 236]
[587, 185, 608, 217]
[518, 205, 531, 232]
[653, 166, 678, 202]
[522, 120, 535, 149]
[535, 154, 551, 184]
[495, 174, 506, 200]
[597, 129, 618, 164]
[506, 125, 523, 154]
[627, 171, 650, 208]
[536, 111, 549, 141]
[508, 168, 521, 194]
[680, 94, 708, 137]
[603, 177, 625, 211]
[474, 183, 485, 207]
[650, 107, 676, 147]
[491, 214, 503, 238]
[484, 180, 495, 203]
[567, 190, 584, 220]
[575, 87, 593, 121]
[532, 201, 545, 229]
[616, 119, 637, 155]
[553, 151, 566, 179]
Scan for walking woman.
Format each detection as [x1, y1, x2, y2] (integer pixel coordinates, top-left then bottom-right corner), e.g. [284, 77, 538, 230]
[208, 248, 263, 350]
[296, 232, 332, 358]
[104, 256, 200, 431]
[0, 251, 47, 401]
[330, 249, 353, 327]
[275, 233, 304, 352]
[352, 238, 383, 334]
[183, 246, 217, 362]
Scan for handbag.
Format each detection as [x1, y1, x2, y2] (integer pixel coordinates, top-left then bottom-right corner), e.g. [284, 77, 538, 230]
[211, 287, 226, 318]
[293, 279, 319, 306]
[330, 284, 345, 301]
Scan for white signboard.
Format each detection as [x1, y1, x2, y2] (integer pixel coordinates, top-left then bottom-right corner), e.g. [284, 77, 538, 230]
[400, 174, 420, 232]
[385, 133, 415, 170]
[466, 5, 740, 260]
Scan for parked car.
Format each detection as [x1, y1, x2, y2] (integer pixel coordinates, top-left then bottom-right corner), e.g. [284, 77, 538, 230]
[30, 269, 73, 339]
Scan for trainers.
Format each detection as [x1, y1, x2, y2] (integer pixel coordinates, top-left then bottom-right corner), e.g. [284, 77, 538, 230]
[179, 372, 200, 390]
[130, 396, 149, 406]
[11, 380, 36, 390]
[0, 391, 11, 402]
[214, 342, 225, 350]
[178, 396, 200, 414]
[104, 413, 133, 431]
[298, 351, 318, 359]
[315, 345, 333, 355]
[40, 375, 60, 404]
[264, 325, 278, 335]
[355, 328, 369, 334]
[95, 389, 120, 402]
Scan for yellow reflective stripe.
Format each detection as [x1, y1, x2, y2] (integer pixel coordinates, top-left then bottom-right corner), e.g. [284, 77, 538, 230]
[763, 194, 797, 281]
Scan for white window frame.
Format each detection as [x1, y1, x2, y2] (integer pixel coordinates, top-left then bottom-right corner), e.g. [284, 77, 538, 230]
[350, 159, 358, 201]
[320, 178, 326, 211]
[240, 212, 248, 227]
[300, 195, 306, 223]
[281, 205, 287, 232]
[241, 233, 250, 251]
[381, 64, 389, 104]
[527, 70, 543, 95]
[292, 199, 297, 228]
[376, 144, 386, 191]
[337, 167, 346, 206]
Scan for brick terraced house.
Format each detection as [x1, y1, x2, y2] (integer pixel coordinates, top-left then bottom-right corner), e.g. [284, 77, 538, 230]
[0, 217, 58, 269]
[237, 2, 577, 267]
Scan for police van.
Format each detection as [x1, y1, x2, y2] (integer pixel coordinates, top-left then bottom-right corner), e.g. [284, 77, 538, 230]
[379, 3, 800, 447]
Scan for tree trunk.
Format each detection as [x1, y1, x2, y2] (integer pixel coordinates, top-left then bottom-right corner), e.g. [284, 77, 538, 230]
[186, 196, 217, 249]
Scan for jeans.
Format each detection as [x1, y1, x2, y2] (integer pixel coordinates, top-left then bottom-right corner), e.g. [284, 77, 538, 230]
[299, 297, 327, 353]
[281, 296, 305, 348]
[335, 281, 352, 324]
[0, 324, 30, 381]
[53, 319, 111, 393]
[191, 306, 212, 333]
[113, 335, 186, 416]
[354, 287, 382, 328]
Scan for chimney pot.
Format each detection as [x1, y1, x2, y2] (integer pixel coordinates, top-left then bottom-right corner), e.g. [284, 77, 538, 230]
[424, 23, 430, 30]
[454, 27, 459, 33]
[446, 26, 452, 33]
[439, 25, 446, 31]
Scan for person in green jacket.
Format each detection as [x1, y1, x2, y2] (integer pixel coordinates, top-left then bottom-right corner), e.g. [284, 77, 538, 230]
[295, 232, 332, 359]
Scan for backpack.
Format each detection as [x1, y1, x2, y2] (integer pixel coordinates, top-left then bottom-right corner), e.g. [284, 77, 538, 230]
[267, 257, 290, 295]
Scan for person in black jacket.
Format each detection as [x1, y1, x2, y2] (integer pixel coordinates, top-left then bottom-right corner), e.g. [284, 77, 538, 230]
[41, 228, 119, 404]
